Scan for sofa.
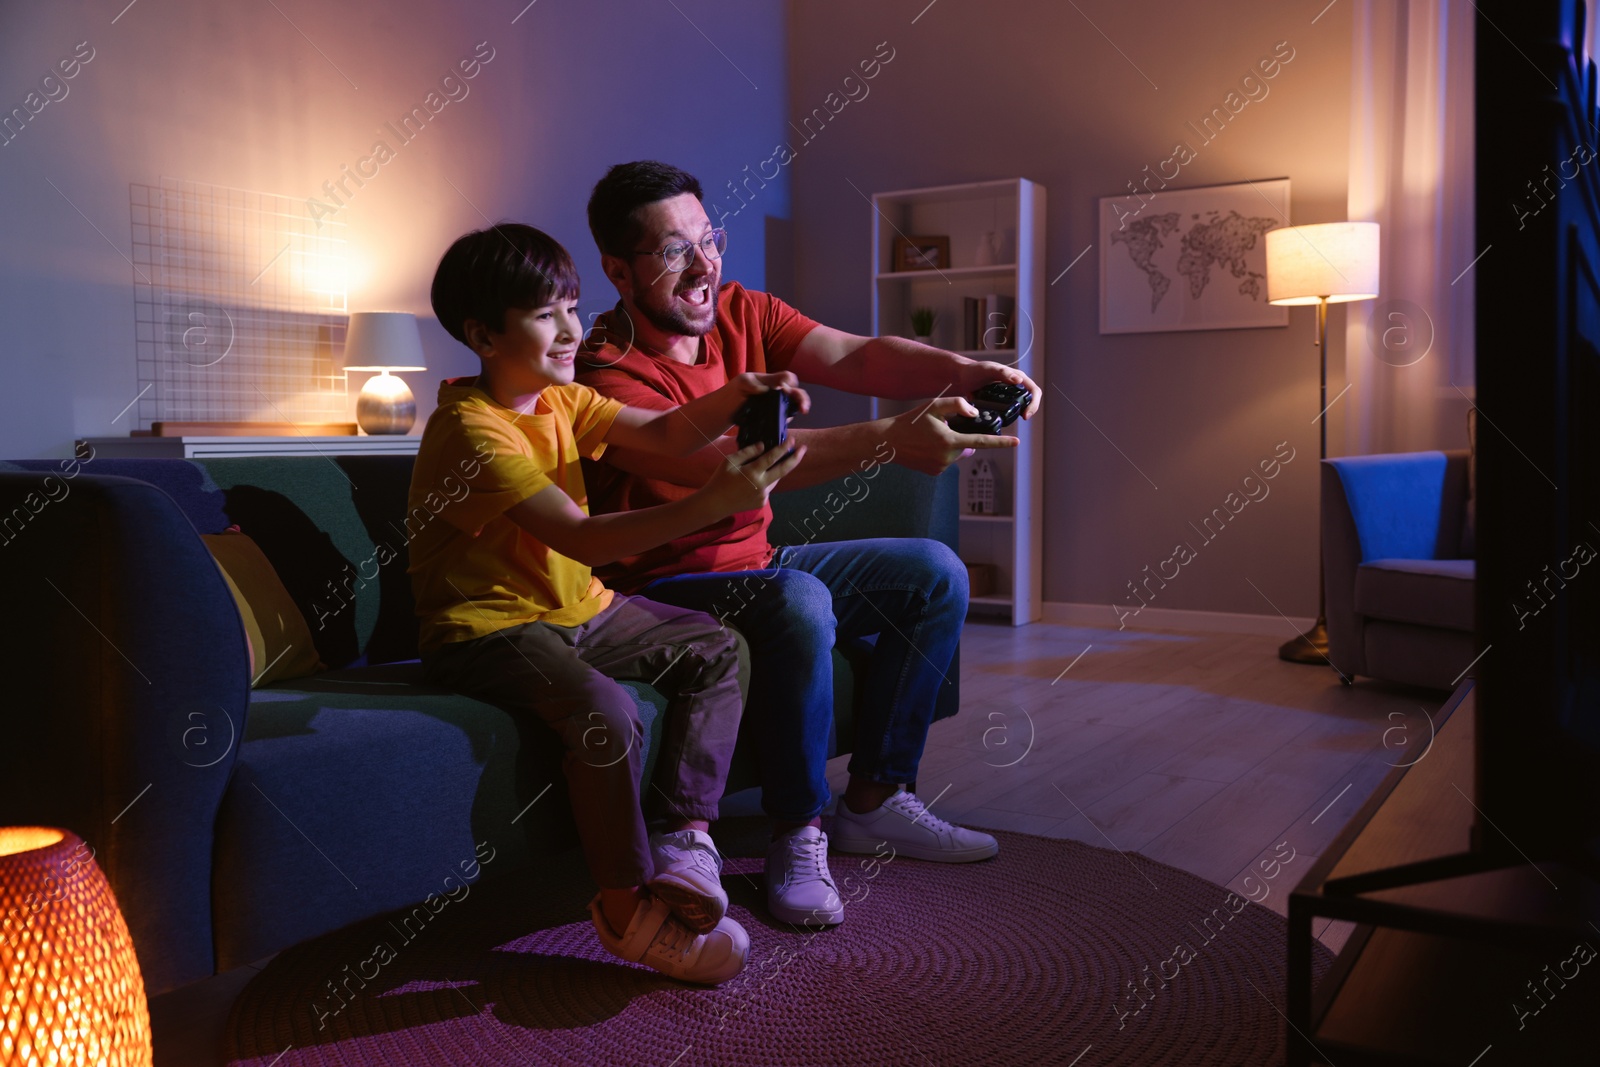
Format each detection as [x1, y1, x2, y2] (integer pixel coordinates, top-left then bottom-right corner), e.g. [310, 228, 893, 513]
[0, 452, 958, 996]
[1321, 450, 1475, 690]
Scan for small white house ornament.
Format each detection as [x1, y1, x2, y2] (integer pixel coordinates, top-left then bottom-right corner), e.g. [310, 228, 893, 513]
[967, 459, 996, 515]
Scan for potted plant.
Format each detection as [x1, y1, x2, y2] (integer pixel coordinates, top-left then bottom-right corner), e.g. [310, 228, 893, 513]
[910, 307, 936, 345]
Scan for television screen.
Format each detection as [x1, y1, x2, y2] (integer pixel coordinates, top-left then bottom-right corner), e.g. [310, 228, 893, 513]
[1476, 0, 1600, 864]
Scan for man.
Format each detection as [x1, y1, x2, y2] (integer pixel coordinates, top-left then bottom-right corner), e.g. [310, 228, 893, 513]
[577, 160, 1041, 927]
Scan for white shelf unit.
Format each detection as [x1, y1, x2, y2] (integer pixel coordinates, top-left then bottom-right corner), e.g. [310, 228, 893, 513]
[868, 178, 1045, 626]
[79, 435, 421, 458]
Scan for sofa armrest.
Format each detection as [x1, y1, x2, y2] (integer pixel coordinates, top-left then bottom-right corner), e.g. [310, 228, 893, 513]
[0, 473, 249, 993]
[1321, 461, 1368, 677]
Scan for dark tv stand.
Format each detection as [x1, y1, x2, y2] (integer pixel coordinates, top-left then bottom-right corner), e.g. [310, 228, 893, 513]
[1287, 681, 1599, 1065]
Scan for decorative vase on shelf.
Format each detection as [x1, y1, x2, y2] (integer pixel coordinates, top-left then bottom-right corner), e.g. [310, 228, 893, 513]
[975, 231, 1000, 267]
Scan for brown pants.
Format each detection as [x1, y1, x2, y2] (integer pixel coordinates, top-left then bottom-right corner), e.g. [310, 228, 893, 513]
[421, 594, 747, 889]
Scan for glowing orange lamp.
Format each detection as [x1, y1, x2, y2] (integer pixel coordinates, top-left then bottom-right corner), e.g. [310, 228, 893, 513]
[0, 827, 152, 1067]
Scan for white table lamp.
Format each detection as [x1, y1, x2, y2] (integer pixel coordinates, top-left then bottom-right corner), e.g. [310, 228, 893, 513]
[344, 312, 427, 435]
[1266, 221, 1381, 666]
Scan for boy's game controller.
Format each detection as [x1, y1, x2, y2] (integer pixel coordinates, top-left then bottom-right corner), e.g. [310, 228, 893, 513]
[946, 382, 1031, 435]
[734, 390, 793, 451]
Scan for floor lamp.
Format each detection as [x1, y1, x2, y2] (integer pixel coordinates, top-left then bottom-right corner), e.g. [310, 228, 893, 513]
[1265, 222, 1380, 664]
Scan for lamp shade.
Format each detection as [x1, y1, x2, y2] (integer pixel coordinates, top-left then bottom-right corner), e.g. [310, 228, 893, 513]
[342, 311, 426, 372]
[0, 827, 151, 1066]
[1265, 222, 1381, 305]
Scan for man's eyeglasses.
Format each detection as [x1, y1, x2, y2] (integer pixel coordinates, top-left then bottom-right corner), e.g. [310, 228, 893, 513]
[635, 228, 728, 273]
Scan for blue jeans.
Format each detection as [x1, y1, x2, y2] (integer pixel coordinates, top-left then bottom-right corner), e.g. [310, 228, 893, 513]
[642, 537, 967, 822]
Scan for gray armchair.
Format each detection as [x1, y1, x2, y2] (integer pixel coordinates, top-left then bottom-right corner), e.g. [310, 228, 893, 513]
[1321, 450, 1476, 689]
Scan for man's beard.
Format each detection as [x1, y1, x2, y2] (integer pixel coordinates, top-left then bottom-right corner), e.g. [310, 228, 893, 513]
[635, 275, 719, 338]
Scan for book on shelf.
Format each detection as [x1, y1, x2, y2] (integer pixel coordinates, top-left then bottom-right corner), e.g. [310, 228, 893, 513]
[962, 293, 1016, 351]
[981, 292, 1015, 351]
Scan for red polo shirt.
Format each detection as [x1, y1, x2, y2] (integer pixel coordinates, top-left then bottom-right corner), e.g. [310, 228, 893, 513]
[577, 281, 820, 592]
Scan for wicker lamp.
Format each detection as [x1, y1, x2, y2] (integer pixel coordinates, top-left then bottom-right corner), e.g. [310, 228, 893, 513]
[0, 827, 152, 1067]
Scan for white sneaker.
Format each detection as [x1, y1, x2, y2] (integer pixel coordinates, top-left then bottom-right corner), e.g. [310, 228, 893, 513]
[765, 825, 844, 926]
[589, 893, 749, 985]
[831, 789, 999, 862]
[648, 828, 728, 934]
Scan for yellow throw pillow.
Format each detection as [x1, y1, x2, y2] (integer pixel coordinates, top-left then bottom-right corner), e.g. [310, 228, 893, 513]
[202, 530, 326, 686]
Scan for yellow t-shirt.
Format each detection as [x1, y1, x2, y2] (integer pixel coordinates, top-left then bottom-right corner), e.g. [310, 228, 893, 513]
[408, 377, 625, 652]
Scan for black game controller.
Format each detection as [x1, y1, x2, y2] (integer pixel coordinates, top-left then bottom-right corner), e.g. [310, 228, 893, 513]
[734, 389, 793, 451]
[946, 382, 1031, 435]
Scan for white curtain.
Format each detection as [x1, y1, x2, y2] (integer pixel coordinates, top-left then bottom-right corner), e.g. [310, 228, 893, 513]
[1343, 0, 1475, 455]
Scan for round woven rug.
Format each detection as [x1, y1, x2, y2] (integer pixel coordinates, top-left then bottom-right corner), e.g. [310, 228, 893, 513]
[224, 823, 1332, 1066]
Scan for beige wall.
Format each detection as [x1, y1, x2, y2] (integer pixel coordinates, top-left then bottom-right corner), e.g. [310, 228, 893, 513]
[786, 0, 1361, 618]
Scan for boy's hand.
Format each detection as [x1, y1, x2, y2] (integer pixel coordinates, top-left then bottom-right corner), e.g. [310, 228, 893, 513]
[727, 371, 811, 416]
[701, 440, 807, 514]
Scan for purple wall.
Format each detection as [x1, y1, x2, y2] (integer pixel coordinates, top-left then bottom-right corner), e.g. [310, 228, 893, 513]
[0, 0, 790, 456]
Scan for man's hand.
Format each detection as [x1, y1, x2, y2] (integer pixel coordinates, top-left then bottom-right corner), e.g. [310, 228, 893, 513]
[957, 360, 1042, 419]
[699, 440, 807, 513]
[790, 328, 1041, 419]
[723, 371, 811, 416]
[884, 397, 1018, 476]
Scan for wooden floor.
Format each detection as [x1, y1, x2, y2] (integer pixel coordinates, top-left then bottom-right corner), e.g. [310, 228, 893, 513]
[817, 619, 1451, 954]
[151, 617, 1449, 1064]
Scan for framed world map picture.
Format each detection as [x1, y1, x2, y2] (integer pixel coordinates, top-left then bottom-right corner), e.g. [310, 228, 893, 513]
[1098, 178, 1290, 334]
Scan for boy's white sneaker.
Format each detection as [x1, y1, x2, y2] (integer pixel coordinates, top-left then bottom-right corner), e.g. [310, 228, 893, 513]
[765, 825, 844, 926]
[648, 828, 728, 934]
[589, 893, 749, 986]
[831, 789, 999, 862]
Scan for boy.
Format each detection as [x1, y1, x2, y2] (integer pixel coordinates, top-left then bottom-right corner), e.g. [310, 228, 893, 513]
[410, 223, 806, 985]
